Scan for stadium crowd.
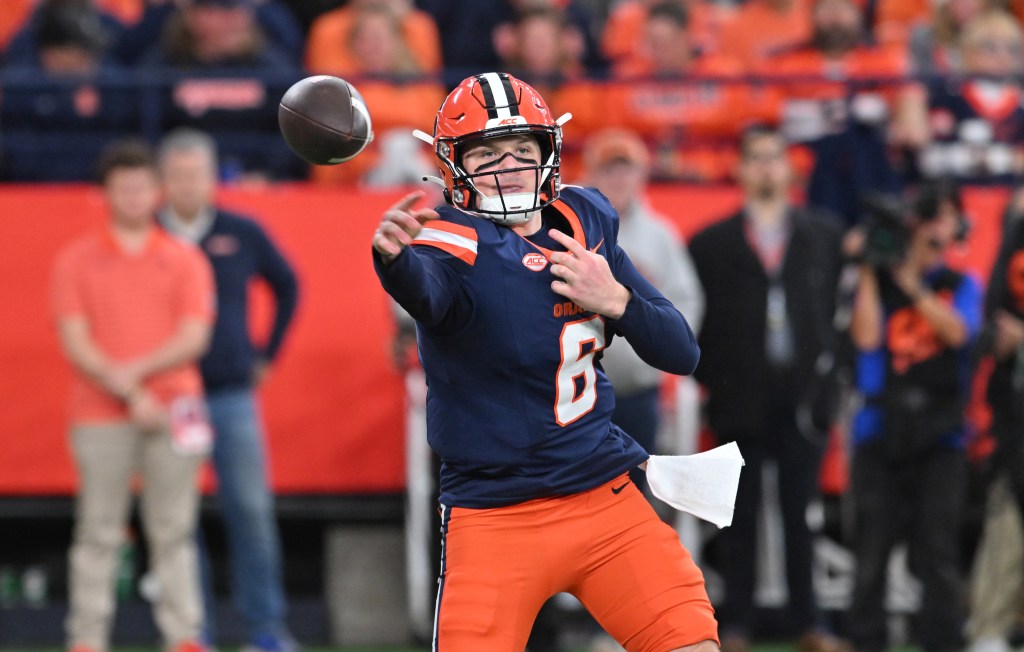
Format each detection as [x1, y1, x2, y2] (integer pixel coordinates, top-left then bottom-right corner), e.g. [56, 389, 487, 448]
[7, 0, 1024, 651]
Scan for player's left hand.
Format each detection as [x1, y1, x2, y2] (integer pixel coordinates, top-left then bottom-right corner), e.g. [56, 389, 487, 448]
[548, 229, 631, 319]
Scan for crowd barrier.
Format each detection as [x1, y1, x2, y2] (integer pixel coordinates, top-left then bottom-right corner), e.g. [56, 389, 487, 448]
[0, 182, 1010, 496]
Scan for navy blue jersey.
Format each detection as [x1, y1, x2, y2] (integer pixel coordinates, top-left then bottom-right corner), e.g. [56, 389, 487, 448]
[374, 186, 699, 508]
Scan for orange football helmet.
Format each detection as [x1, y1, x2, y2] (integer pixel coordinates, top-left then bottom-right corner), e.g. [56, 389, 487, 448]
[425, 72, 568, 225]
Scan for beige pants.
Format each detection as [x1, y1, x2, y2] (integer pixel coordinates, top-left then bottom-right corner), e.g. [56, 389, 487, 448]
[967, 473, 1024, 644]
[66, 421, 206, 649]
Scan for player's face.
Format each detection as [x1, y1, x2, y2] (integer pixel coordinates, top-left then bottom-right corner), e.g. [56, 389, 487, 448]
[104, 167, 161, 229]
[738, 134, 791, 200]
[462, 135, 542, 199]
[160, 148, 217, 218]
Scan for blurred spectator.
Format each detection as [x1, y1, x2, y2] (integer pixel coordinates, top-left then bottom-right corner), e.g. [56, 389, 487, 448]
[493, 0, 605, 75]
[918, 10, 1024, 184]
[760, 0, 924, 226]
[2, 0, 301, 66]
[145, 0, 294, 70]
[415, 0, 506, 76]
[601, 0, 733, 70]
[493, 5, 585, 84]
[4, 0, 125, 65]
[109, 0, 303, 66]
[305, 0, 442, 76]
[157, 128, 300, 652]
[140, 0, 304, 180]
[556, 1, 764, 182]
[50, 139, 214, 652]
[689, 126, 846, 652]
[717, 0, 813, 71]
[907, 0, 998, 75]
[872, 0, 932, 46]
[0, 0, 141, 181]
[847, 181, 980, 652]
[582, 128, 705, 491]
[309, 4, 444, 187]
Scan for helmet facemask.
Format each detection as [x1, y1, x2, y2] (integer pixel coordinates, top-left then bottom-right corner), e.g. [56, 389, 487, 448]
[438, 126, 561, 226]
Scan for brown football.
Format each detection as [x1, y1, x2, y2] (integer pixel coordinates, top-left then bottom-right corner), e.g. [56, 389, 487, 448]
[278, 75, 374, 165]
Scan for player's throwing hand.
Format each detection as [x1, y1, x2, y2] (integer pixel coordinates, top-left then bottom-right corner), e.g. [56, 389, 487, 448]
[548, 228, 631, 319]
[373, 191, 439, 263]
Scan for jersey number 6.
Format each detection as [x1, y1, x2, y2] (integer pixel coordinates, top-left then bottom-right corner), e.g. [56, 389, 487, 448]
[555, 316, 607, 426]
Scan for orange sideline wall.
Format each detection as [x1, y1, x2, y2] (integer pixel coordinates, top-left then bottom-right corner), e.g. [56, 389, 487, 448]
[0, 184, 1009, 496]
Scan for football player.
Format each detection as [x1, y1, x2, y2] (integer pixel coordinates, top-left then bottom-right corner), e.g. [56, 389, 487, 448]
[371, 72, 718, 651]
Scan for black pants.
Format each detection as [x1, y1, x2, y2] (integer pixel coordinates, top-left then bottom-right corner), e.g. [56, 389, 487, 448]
[848, 438, 967, 652]
[717, 399, 826, 637]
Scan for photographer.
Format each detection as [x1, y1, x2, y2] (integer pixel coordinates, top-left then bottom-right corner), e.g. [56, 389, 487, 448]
[847, 182, 982, 652]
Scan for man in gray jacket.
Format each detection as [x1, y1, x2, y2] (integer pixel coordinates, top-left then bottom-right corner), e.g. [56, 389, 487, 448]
[582, 128, 705, 491]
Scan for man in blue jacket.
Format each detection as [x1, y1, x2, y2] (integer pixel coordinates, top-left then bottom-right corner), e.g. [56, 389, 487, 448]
[157, 127, 300, 652]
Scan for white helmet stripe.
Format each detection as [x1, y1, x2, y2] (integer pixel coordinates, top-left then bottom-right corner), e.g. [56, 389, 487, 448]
[481, 72, 513, 120]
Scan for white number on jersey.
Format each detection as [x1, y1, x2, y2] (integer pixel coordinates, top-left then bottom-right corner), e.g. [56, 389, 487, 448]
[555, 316, 607, 425]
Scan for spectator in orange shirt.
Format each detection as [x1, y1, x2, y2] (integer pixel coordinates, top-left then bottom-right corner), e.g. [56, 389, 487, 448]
[51, 139, 215, 652]
[872, 0, 931, 45]
[601, 0, 732, 70]
[305, 0, 442, 77]
[762, 0, 924, 225]
[310, 4, 445, 187]
[579, 1, 769, 182]
[717, 0, 813, 70]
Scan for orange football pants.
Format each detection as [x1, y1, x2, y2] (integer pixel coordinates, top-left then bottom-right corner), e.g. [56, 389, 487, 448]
[433, 473, 719, 651]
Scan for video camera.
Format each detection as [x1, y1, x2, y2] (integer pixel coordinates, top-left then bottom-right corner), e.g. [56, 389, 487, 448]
[860, 193, 911, 268]
[859, 181, 967, 268]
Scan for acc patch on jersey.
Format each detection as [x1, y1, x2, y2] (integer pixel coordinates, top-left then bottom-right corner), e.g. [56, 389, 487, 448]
[522, 252, 548, 272]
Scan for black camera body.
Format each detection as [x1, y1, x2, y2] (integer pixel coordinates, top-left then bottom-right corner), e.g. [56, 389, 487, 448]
[861, 193, 911, 268]
[859, 181, 967, 268]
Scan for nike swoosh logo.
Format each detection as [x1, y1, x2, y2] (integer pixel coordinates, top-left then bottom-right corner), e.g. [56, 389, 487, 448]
[611, 480, 630, 494]
[589, 238, 605, 253]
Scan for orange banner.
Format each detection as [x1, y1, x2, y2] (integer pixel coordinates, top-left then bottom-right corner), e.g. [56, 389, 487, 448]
[0, 183, 1009, 495]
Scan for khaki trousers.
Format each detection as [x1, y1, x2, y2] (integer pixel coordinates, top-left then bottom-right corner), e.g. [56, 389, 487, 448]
[66, 421, 206, 649]
[967, 473, 1024, 644]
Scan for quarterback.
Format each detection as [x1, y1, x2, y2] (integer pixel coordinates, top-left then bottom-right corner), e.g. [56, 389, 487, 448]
[371, 72, 718, 652]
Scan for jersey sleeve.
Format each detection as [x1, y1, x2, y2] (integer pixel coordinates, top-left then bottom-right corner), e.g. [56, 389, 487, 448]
[566, 187, 700, 376]
[373, 212, 475, 334]
[607, 245, 700, 376]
